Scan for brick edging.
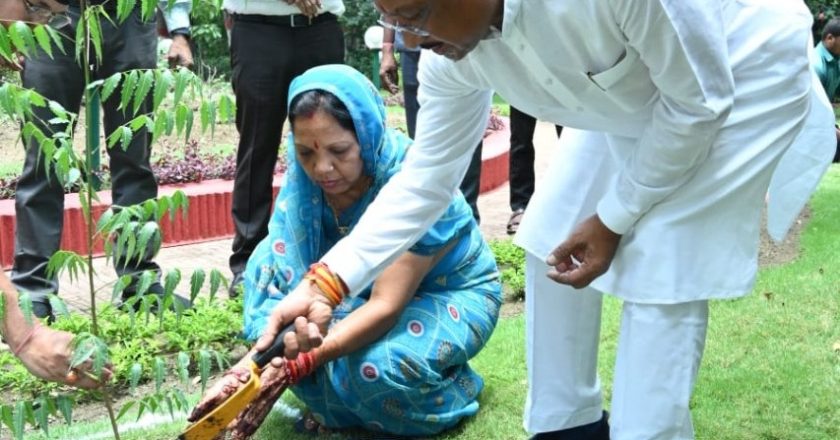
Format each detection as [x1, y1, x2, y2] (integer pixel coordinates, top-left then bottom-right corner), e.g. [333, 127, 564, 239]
[0, 119, 510, 269]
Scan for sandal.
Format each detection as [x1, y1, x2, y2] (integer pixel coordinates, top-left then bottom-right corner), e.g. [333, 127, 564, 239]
[507, 208, 525, 235]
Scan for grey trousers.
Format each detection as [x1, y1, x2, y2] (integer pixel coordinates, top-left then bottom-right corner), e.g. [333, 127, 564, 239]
[12, 6, 159, 303]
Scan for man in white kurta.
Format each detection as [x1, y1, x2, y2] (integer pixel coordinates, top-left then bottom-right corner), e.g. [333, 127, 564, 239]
[256, 1, 836, 438]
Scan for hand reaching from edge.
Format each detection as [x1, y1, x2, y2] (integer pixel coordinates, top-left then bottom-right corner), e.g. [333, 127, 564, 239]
[546, 214, 621, 289]
[15, 324, 112, 389]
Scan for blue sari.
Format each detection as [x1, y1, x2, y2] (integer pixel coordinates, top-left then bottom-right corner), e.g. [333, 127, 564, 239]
[242, 65, 502, 436]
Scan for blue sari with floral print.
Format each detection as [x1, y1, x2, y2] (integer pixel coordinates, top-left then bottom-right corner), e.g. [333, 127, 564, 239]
[242, 65, 501, 436]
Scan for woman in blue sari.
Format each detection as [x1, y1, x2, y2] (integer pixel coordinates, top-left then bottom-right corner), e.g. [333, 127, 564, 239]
[190, 65, 501, 438]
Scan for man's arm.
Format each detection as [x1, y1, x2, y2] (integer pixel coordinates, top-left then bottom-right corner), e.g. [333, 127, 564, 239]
[159, 0, 193, 68]
[595, 0, 736, 234]
[322, 54, 492, 294]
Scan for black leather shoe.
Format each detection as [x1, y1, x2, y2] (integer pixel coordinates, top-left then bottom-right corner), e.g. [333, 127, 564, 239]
[228, 272, 244, 299]
[530, 411, 610, 440]
[119, 282, 192, 314]
[32, 300, 55, 324]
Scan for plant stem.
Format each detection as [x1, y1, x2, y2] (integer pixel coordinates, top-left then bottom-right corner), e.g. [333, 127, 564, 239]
[79, 2, 120, 439]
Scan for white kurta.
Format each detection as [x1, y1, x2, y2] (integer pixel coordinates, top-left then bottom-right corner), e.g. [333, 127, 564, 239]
[322, 0, 835, 303]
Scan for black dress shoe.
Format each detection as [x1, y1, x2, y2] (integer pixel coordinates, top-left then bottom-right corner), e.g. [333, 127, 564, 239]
[228, 272, 244, 298]
[32, 301, 55, 324]
[530, 411, 610, 440]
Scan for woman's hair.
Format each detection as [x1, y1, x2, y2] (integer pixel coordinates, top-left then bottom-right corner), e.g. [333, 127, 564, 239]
[289, 90, 356, 134]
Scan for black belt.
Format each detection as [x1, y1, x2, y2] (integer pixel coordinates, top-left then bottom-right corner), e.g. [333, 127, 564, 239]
[231, 12, 336, 27]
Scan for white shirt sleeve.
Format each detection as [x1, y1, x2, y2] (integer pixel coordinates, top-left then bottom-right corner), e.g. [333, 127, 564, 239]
[596, 0, 735, 234]
[322, 54, 492, 294]
[159, 0, 191, 32]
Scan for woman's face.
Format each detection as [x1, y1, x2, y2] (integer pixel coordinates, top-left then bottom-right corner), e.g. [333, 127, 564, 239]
[293, 109, 365, 197]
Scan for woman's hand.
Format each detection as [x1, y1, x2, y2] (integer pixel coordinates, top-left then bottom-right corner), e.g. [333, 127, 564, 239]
[15, 325, 112, 389]
[225, 363, 289, 439]
[187, 358, 254, 423]
[254, 281, 334, 367]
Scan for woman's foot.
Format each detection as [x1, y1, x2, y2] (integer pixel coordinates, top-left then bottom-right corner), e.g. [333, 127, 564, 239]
[294, 411, 333, 436]
[507, 208, 526, 235]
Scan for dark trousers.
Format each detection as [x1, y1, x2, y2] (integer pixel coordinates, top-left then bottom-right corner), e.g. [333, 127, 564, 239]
[509, 106, 563, 211]
[228, 15, 344, 275]
[402, 50, 483, 223]
[12, 7, 159, 303]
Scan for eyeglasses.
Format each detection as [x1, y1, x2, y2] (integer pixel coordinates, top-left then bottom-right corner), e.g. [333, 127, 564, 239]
[377, 2, 435, 38]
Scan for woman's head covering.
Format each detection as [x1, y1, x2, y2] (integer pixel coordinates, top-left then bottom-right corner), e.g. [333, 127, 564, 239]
[242, 65, 414, 340]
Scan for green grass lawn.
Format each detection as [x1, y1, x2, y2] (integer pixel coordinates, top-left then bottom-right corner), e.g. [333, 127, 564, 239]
[21, 167, 840, 440]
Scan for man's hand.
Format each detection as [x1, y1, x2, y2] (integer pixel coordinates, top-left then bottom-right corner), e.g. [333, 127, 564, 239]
[254, 281, 334, 367]
[167, 34, 193, 69]
[546, 214, 621, 288]
[15, 325, 113, 389]
[379, 46, 399, 95]
[286, 0, 321, 18]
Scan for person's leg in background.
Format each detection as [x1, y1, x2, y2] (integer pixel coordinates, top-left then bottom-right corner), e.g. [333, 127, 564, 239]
[610, 300, 708, 440]
[507, 106, 563, 235]
[11, 7, 85, 321]
[99, 8, 170, 302]
[402, 49, 482, 223]
[228, 15, 344, 296]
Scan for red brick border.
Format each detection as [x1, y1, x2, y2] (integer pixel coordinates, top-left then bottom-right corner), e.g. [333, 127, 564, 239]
[0, 120, 509, 270]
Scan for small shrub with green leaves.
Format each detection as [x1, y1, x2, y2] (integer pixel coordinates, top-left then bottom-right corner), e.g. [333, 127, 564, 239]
[489, 239, 526, 301]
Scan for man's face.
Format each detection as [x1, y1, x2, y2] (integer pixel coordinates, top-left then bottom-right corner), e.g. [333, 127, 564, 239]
[375, 0, 500, 61]
[826, 34, 840, 57]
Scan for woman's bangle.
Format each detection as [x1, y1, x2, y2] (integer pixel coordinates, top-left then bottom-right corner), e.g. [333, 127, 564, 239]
[303, 262, 347, 307]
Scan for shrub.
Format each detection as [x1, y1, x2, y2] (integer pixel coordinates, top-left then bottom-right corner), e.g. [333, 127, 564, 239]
[340, 0, 379, 82]
[489, 239, 526, 301]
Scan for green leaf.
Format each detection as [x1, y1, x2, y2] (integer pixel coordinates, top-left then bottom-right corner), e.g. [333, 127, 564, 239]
[34, 395, 49, 437]
[120, 125, 133, 151]
[189, 269, 206, 304]
[116, 401, 136, 421]
[173, 68, 190, 107]
[133, 70, 154, 115]
[163, 268, 182, 299]
[152, 109, 167, 143]
[136, 221, 159, 264]
[32, 25, 53, 58]
[155, 195, 171, 223]
[100, 73, 122, 103]
[140, 0, 156, 21]
[0, 28, 13, 62]
[111, 274, 132, 303]
[17, 290, 33, 325]
[8, 22, 34, 57]
[119, 70, 139, 112]
[153, 69, 173, 109]
[74, 11, 84, 61]
[208, 269, 227, 303]
[214, 349, 229, 370]
[177, 352, 190, 384]
[199, 100, 216, 134]
[45, 25, 65, 54]
[136, 270, 156, 297]
[198, 349, 211, 392]
[0, 404, 12, 433]
[47, 294, 70, 318]
[56, 395, 73, 424]
[88, 9, 103, 63]
[117, 0, 138, 23]
[154, 357, 166, 393]
[12, 401, 24, 440]
[218, 94, 235, 122]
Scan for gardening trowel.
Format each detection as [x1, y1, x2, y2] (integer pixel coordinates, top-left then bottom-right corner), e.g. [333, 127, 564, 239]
[178, 323, 296, 440]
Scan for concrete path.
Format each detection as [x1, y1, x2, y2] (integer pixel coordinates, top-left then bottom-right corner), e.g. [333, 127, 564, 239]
[5, 122, 561, 313]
